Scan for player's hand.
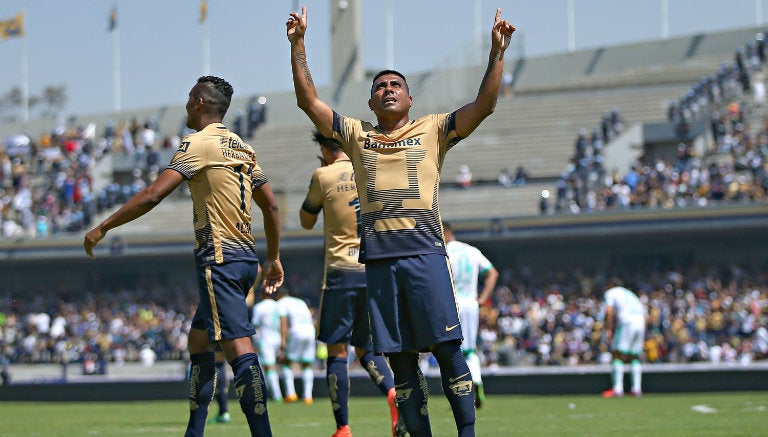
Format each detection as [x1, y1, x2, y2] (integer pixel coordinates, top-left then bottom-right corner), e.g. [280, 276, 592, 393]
[260, 258, 285, 294]
[286, 5, 307, 43]
[491, 8, 516, 51]
[83, 226, 106, 259]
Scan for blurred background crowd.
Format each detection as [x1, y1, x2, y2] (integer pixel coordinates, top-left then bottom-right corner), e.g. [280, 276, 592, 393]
[1, 259, 765, 378]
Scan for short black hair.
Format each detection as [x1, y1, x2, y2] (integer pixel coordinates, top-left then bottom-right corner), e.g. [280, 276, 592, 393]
[312, 130, 341, 153]
[371, 69, 408, 95]
[196, 76, 233, 116]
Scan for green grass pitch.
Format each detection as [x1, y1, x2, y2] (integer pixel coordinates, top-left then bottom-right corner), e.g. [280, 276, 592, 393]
[1, 392, 765, 436]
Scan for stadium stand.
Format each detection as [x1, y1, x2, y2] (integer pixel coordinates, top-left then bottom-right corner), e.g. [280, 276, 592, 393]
[2, 26, 765, 237]
[0, 26, 767, 403]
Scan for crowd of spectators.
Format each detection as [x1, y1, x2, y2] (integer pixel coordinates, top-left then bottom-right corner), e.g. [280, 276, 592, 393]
[0, 93, 271, 241]
[1, 260, 765, 379]
[0, 117, 176, 239]
[0, 277, 196, 374]
[477, 261, 767, 369]
[545, 32, 768, 216]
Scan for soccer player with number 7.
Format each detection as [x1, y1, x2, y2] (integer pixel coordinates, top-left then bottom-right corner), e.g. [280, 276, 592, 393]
[286, 5, 515, 437]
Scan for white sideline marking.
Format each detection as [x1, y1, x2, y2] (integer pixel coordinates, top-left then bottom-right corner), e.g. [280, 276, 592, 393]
[691, 404, 718, 414]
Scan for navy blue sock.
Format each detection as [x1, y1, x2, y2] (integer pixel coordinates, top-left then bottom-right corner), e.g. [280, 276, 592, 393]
[388, 352, 431, 437]
[231, 353, 272, 437]
[184, 351, 216, 437]
[215, 360, 228, 414]
[432, 340, 476, 437]
[326, 356, 350, 428]
[359, 351, 395, 394]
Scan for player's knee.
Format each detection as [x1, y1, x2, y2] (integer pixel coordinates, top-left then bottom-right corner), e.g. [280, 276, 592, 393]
[327, 343, 348, 357]
[387, 352, 419, 377]
[432, 339, 462, 363]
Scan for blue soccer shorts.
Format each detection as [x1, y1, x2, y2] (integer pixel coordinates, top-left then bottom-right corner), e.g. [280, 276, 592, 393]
[366, 253, 462, 354]
[191, 260, 258, 342]
[317, 286, 372, 349]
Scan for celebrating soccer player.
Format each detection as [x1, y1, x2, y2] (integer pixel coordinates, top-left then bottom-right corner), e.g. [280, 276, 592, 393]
[287, 6, 515, 436]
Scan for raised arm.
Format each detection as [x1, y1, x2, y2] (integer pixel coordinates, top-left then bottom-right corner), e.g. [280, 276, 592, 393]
[287, 6, 334, 138]
[454, 8, 516, 138]
[253, 181, 284, 294]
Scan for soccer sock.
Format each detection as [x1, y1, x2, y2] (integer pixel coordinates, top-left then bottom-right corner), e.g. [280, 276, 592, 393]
[327, 356, 350, 428]
[630, 359, 642, 393]
[215, 360, 229, 414]
[359, 351, 396, 395]
[231, 353, 272, 437]
[464, 351, 483, 385]
[184, 351, 216, 437]
[432, 340, 476, 437]
[388, 352, 431, 437]
[301, 365, 314, 400]
[265, 369, 282, 401]
[359, 351, 399, 426]
[282, 364, 297, 397]
[612, 359, 625, 394]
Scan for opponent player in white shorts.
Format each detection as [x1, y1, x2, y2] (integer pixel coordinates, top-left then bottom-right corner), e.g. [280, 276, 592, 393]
[602, 278, 647, 397]
[443, 222, 498, 408]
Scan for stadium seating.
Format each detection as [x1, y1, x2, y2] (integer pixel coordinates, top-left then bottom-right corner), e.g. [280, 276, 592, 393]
[1, 25, 761, 236]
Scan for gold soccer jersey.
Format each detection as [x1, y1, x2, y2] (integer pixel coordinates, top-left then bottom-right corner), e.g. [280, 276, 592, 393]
[331, 111, 462, 261]
[301, 159, 366, 290]
[168, 123, 267, 266]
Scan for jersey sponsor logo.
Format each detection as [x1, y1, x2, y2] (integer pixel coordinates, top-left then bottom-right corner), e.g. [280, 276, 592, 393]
[336, 171, 354, 182]
[219, 136, 248, 150]
[177, 141, 190, 152]
[363, 135, 422, 150]
[445, 323, 460, 332]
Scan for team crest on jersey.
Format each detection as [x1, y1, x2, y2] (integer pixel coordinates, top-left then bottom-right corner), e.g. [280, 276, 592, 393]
[178, 141, 190, 153]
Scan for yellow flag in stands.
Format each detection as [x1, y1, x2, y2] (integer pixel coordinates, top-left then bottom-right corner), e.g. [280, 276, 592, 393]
[199, 0, 208, 24]
[0, 13, 24, 40]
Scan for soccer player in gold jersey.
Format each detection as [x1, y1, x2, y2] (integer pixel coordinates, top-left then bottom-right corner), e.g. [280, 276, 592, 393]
[301, 131, 406, 437]
[84, 76, 283, 437]
[287, 6, 515, 437]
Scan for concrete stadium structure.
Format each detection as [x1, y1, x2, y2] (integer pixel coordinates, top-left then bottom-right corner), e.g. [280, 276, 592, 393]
[1, 25, 764, 234]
